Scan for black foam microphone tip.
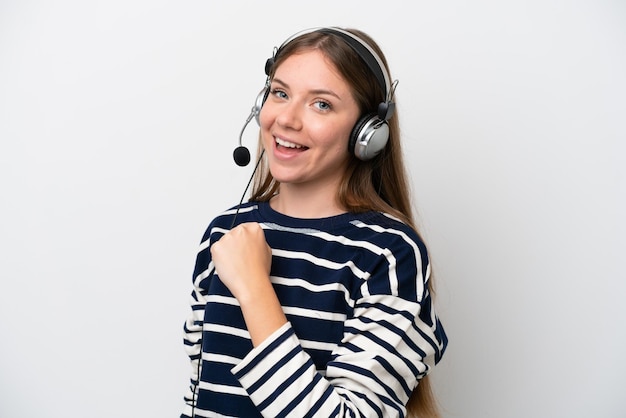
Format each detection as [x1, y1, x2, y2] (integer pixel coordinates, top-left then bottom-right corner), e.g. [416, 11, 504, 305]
[233, 146, 251, 166]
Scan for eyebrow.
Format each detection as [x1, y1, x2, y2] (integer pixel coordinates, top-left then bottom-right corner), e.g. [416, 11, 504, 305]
[272, 78, 343, 100]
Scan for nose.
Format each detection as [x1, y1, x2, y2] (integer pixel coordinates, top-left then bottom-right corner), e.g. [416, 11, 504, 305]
[275, 100, 303, 131]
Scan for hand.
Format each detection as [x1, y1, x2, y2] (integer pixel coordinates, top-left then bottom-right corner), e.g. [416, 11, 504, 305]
[211, 222, 286, 346]
[210, 222, 272, 301]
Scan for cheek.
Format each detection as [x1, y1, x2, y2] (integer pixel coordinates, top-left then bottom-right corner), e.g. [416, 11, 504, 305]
[321, 121, 354, 150]
[258, 106, 275, 148]
[317, 126, 352, 160]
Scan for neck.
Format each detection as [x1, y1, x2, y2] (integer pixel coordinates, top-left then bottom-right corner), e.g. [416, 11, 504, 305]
[270, 182, 346, 219]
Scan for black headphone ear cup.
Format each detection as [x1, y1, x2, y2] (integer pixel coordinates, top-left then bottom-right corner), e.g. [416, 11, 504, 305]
[377, 101, 395, 121]
[349, 115, 390, 161]
[265, 58, 275, 76]
[253, 87, 270, 125]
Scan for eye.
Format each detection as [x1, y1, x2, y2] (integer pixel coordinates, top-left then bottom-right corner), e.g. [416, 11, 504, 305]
[314, 100, 332, 111]
[270, 88, 288, 99]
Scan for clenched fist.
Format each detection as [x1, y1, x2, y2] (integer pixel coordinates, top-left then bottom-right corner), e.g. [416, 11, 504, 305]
[210, 222, 273, 301]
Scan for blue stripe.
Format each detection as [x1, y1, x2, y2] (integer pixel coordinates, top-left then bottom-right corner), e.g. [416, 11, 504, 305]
[246, 345, 300, 395]
[233, 326, 294, 378]
[275, 372, 324, 418]
[258, 360, 313, 412]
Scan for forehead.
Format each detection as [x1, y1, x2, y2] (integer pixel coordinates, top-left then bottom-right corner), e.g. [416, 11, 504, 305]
[273, 49, 348, 89]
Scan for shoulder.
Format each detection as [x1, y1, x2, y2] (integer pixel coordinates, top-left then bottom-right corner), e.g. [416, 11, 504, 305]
[200, 201, 263, 243]
[348, 211, 427, 256]
[350, 211, 430, 286]
[342, 212, 431, 302]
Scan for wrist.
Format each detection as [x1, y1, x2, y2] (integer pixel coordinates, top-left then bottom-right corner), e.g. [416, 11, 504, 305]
[236, 280, 288, 347]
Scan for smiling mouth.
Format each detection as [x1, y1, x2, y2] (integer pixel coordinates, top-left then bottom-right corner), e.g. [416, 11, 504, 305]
[275, 137, 308, 150]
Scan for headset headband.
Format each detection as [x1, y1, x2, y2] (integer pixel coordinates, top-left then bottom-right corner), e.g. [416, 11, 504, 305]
[266, 27, 393, 104]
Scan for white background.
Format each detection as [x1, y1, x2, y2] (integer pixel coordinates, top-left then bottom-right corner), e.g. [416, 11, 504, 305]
[1, 1, 624, 417]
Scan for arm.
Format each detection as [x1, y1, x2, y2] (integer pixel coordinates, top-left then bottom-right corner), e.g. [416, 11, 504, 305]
[232, 291, 442, 417]
[219, 224, 446, 417]
[210, 222, 288, 347]
[180, 231, 214, 418]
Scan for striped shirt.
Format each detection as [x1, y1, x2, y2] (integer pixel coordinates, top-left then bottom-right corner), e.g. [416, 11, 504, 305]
[182, 201, 447, 417]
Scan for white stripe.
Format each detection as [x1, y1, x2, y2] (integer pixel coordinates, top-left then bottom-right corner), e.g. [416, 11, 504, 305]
[194, 263, 213, 286]
[282, 305, 346, 322]
[206, 294, 239, 306]
[283, 371, 333, 418]
[224, 204, 258, 217]
[272, 249, 370, 280]
[381, 248, 398, 297]
[211, 226, 230, 236]
[309, 229, 383, 253]
[204, 323, 250, 340]
[198, 381, 247, 396]
[198, 237, 211, 252]
[204, 352, 241, 366]
[353, 294, 417, 323]
[263, 222, 389, 258]
[270, 276, 347, 294]
[271, 276, 353, 307]
[301, 338, 339, 352]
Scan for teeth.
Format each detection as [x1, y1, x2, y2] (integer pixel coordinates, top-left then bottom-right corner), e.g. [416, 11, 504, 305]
[276, 137, 303, 149]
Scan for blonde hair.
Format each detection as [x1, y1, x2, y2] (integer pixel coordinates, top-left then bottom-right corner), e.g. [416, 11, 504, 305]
[250, 28, 441, 418]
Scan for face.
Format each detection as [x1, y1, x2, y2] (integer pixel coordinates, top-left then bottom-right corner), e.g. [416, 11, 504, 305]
[259, 49, 361, 193]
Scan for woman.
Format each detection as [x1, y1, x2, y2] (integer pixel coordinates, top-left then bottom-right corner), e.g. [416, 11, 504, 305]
[182, 27, 448, 418]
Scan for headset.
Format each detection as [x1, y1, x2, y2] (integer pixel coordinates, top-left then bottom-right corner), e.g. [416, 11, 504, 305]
[233, 27, 397, 166]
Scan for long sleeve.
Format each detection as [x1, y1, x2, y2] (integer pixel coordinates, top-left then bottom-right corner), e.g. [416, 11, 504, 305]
[181, 232, 214, 418]
[231, 225, 447, 418]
